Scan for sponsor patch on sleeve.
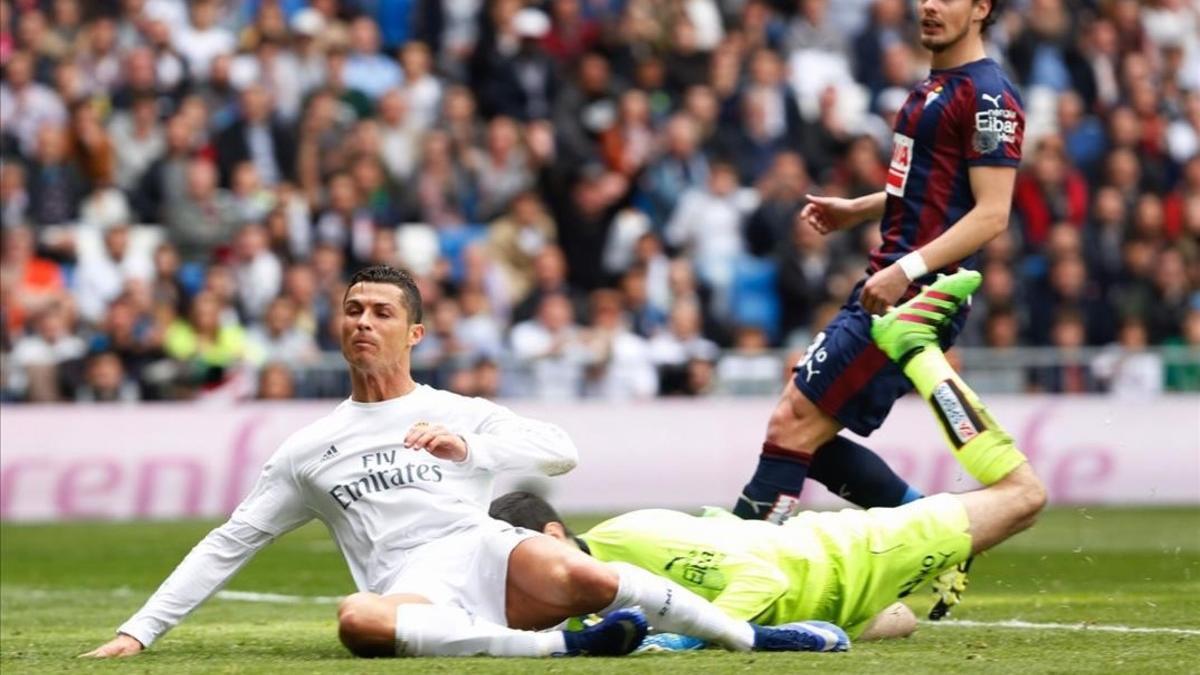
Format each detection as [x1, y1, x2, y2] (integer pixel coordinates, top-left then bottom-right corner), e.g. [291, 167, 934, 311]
[973, 91, 1019, 150]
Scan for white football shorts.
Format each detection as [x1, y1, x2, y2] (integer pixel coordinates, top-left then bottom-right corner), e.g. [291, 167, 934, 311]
[381, 519, 538, 626]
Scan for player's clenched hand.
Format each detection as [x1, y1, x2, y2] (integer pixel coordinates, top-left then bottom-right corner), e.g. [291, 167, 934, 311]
[861, 264, 909, 315]
[79, 634, 143, 658]
[801, 194, 863, 234]
[404, 422, 468, 462]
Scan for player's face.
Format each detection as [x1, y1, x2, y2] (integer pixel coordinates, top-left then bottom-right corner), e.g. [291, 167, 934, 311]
[340, 282, 423, 372]
[917, 0, 986, 52]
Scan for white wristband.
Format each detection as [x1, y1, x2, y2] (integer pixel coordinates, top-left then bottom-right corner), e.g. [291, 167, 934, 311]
[897, 251, 928, 281]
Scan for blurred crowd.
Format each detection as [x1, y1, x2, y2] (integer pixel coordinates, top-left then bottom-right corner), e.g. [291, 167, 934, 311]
[1, 0, 1198, 403]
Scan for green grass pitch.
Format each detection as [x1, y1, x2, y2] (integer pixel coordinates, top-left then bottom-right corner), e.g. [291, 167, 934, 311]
[2, 507, 1197, 673]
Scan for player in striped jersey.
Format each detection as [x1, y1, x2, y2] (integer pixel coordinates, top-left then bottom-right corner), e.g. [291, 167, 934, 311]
[731, 0, 1024, 619]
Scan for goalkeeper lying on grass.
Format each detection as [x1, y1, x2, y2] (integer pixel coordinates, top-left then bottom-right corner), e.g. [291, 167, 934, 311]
[491, 270, 1047, 650]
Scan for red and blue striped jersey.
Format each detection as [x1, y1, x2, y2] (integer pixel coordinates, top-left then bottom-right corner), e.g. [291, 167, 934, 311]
[871, 58, 1024, 284]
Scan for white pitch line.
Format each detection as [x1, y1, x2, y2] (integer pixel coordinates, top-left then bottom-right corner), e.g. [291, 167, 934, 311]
[211, 591, 1200, 637]
[215, 590, 341, 605]
[8, 587, 1196, 636]
[922, 618, 1200, 636]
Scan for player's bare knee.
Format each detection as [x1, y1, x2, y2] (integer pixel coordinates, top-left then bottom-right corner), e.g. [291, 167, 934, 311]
[1019, 477, 1048, 527]
[337, 594, 385, 651]
[338, 598, 395, 658]
[859, 602, 917, 641]
[1007, 465, 1048, 523]
[337, 592, 374, 623]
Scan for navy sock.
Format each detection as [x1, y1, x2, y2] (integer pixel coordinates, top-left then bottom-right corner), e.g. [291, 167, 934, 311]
[733, 442, 812, 522]
[807, 435, 923, 508]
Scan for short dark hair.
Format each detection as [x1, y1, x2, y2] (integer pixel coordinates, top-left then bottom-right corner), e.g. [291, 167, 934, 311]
[489, 491, 572, 535]
[980, 0, 1004, 30]
[345, 265, 423, 324]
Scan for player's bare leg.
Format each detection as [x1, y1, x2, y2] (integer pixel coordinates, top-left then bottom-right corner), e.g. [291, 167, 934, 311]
[955, 463, 1047, 554]
[733, 382, 842, 522]
[507, 536, 754, 652]
[504, 534, 621, 629]
[338, 585, 645, 658]
[337, 592, 431, 657]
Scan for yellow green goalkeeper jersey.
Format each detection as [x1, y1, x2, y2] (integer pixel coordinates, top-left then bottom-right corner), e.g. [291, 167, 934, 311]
[581, 507, 831, 629]
[578, 497, 973, 637]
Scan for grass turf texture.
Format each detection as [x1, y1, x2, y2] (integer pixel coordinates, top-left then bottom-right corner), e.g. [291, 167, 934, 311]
[2, 507, 1197, 673]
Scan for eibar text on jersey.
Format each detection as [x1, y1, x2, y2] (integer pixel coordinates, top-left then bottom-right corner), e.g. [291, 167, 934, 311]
[329, 461, 445, 509]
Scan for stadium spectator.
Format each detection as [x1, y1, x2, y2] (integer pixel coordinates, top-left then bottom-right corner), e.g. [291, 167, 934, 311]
[579, 288, 657, 400]
[75, 350, 141, 403]
[375, 88, 420, 181]
[73, 222, 154, 324]
[214, 84, 295, 188]
[173, 0, 236, 82]
[164, 157, 240, 264]
[1, 225, 67, 338]
[108, 93, 166, 192]
[255, 360, 296, 400]
[1, 0, 1197, 402]
[1093, 316, 1164, 397]
[775, 207, 834, 341]
[1013, 137, 1088, 251]
[1027, 309, 1101, 394]
[163, 290, 249, 391]
[87, 293, 167, 399]
[717, 325, 782, 395]
[649, 298, 719, 394]
[0, 50, 67, 156]
[469, 115, 533, 221]
[342, 15, 403, 100]
[25, 122, 87, 226]
[488, 190, 557, 303]
[640, 113, 709, 228]
[0, 161, 29, 228]
[664, 161, 751, 309]
[509, 291, 589, 400]
[7, 303, 85, 402]
[246, 295, 319, 367]
[618, 263, 667, 339]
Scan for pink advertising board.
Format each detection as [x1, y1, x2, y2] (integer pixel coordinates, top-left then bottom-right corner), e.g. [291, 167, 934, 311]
[1, 397, 1197, 522]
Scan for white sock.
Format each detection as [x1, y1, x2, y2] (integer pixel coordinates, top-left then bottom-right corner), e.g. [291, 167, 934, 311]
[394, 604, 567, 657]
[601, 561, 755, 652]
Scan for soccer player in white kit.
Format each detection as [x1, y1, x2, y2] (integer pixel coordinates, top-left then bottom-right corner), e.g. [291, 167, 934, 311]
[82, 266, 849, 659]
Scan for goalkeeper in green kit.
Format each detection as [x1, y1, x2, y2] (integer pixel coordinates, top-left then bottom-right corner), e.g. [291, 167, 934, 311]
[491, 270, 1047, 648]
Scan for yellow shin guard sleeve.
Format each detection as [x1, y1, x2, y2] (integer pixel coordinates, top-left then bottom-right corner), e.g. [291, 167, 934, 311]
[905, 349, 1027, 486]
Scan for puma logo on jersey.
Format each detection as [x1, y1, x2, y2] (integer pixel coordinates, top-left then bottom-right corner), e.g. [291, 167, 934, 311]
[981, 92, 1003, 108]
[796, 332, 828, 382]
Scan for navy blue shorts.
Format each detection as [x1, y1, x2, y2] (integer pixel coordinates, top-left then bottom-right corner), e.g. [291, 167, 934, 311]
[792, 282, 967, 437]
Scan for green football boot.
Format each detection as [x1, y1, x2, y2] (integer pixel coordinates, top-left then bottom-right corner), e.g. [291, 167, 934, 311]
[870, 269, 982, 364]
[929, 556, 974, 620]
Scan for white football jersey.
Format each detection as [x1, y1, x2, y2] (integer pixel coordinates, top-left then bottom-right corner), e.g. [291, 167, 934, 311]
[118, 385, 578, 647]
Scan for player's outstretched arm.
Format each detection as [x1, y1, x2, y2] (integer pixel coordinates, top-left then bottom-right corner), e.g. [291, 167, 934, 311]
[79, 518, 278, 657]
[801, 191, 886, 234]
[82, 444, 311, 657]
